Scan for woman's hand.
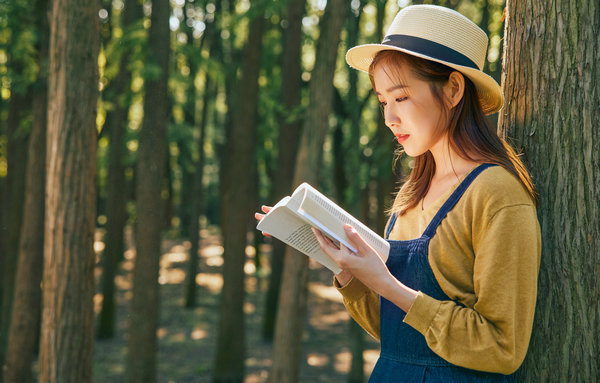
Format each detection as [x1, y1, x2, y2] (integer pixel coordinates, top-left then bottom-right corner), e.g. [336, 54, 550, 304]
[313, 224, 418, 312]
[254, 205, 272, 236]
[312, 225, 390, 290]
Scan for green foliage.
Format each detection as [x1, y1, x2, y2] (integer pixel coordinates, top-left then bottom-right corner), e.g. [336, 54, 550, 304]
[0, 0, 42, 95]
[103, 20, 148, 82]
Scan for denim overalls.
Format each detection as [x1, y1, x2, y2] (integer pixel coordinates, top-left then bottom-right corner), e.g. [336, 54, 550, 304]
[369, 164, 514, 382]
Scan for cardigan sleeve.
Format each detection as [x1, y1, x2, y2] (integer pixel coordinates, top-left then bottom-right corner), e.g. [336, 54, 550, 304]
[334, 276, 381, 340]
[403, 204, 541, 374]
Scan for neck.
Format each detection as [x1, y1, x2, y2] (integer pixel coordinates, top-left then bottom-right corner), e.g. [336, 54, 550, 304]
[430, 135, 479, 180]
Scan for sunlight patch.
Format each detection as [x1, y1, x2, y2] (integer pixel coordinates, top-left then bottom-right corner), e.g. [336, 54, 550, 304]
[334, 351, 351, 373]
[307, 353, 329, 367]
[196, 273, 223, 293]
[308, 282, 344, 303]
[191, 328, 208, 340]
[202, 245, 224, 258]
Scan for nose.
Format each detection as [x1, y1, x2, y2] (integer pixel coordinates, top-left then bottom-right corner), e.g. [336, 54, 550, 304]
[384, 107, 400, 129]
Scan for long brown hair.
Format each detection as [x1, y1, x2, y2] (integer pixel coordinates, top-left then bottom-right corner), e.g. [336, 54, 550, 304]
[369, 50, 537, 215]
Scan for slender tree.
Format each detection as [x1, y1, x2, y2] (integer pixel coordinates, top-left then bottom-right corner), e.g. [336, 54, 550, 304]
[183, 74, 211, 308]
[212, 3, 266, 381]
[0, 3, 34, 369]
[2, 1, 49, 381]
[371, 0, 395, 236]
[38, 0, 100, 381]
[262, 0, 307, 341]
[125, 0, 170, 381]
[343, 3, 369, 381]
[269, 1, 347, 382]
[97, 0, 142, 340]
[183, 0, 219, 308]
[500, 0, 599, 381]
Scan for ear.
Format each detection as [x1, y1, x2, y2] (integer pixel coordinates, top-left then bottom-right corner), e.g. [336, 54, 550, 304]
[443, 71, 465, 109]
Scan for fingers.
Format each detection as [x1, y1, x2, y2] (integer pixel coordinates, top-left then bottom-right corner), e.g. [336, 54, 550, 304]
[261, 205, 271, 214]
[343, 224, 372, 255]
[254, 211, 271, 237]
[312, 228, 333, 248]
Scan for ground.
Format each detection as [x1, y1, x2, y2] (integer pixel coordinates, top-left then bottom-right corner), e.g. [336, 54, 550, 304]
[93, 226, 379, 382]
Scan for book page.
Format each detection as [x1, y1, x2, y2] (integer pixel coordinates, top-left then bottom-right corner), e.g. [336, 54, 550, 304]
[298, 184, 390, 262]
[256, 204, 342, 274]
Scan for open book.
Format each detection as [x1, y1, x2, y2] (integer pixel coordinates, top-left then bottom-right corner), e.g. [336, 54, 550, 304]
[256, 183, 390, 274]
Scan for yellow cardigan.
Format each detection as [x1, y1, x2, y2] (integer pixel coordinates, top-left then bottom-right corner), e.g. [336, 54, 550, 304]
[335, 166, 541, 375]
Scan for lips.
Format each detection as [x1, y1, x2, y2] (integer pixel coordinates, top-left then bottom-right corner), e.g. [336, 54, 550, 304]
[395, 134, 409, 143]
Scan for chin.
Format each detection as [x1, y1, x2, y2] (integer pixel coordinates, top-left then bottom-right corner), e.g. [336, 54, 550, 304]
[401, 146, 426, 158]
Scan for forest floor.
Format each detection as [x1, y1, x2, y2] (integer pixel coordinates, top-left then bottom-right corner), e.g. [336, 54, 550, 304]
[93, 225, 379, 383]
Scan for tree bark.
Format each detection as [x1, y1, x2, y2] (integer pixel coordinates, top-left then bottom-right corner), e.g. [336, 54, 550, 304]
[125, 0, 170, 381]
[344, 3, 368, 381]
[0, 28, 35, 368]
[262, 0, 306, 342]
[370, 0, 396, 236]
[38, 0, 100, 381]
[183, 0, 217, 309]
[0, 86, 30, 381]
[212, 4, 265, 381]
[184, 73, 211, 308]
[97, 0, 141, 340]
[269, 1, 347, 382]
[2, 1, 49, 382]
[500, 0, 599, 381]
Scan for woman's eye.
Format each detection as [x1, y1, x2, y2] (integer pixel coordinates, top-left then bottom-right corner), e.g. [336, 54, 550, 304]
[379, 97, 406, 110]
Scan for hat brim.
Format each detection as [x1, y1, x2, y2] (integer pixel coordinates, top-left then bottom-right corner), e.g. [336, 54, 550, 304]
[346, 44, 503, 115]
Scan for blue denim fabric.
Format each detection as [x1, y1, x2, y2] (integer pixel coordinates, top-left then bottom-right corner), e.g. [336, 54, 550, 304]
[370, 164, 514, 383]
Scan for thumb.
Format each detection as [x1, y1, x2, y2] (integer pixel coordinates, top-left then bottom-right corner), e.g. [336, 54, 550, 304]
[344, 224, 372, 254]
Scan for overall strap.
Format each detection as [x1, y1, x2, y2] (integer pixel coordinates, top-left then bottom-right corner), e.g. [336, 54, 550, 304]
[422, 163, 496, 239]
[385, 213, 398, 239]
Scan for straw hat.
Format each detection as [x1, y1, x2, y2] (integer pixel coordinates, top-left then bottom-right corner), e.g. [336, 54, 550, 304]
[346, 5, 503, 115]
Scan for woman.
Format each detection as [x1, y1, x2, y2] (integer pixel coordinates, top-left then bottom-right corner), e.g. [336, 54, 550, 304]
[258, 5, 540, 382]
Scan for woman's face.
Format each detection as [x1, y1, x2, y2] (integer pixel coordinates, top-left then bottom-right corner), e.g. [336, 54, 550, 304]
[372, 62, 447, 157]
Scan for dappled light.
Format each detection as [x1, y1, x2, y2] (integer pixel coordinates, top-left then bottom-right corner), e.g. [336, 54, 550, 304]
[9, 0, 584, 380]
[89, 226, 379, 381]
[190, 328, 209, 340]
[309, 282, 344, 303]
[307, 353, 330, 367]
[245, 244, 256, 257]
[334, 351, 351, 373]
[94, 240, 106, 254]
[195, 273, 223, 293]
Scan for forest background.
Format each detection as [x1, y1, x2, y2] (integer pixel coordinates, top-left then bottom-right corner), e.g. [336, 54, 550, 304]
[0, 0, 597, 382]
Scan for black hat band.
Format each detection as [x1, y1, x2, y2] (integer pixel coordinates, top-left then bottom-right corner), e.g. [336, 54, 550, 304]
[382, 34, 479, 70]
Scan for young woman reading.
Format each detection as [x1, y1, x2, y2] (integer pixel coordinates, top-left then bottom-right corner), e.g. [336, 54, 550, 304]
[257, 5, 540, 382]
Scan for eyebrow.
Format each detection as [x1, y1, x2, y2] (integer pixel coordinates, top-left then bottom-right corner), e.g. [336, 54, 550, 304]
[374, 84, 409, 95]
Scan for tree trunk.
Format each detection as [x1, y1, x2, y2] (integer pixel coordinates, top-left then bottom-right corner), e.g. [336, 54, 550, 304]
[184, 73, 210, 308]
[125, 0, 170, 381]
[183, 0, 217, 309]
[344, 4, 368, 381]
[217, 0, 239, 210]
[38, 0, 100, 381]
[0, 31, 35, 368]
[0, 86, 30, 380]
[372, 0, 396, 236]
[269, 1, 347, 382]
[262, 0, 306, 342]
[212, 5, 265, 382]
[500, 0, 599, 381]
[97, 0, 141, 340]
[2, 2, 49, 382]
